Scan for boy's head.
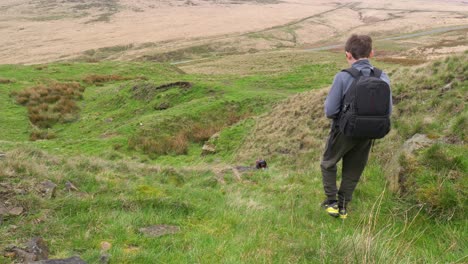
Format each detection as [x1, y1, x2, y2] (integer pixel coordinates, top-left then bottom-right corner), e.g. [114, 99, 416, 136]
[345, 34, 373, 61]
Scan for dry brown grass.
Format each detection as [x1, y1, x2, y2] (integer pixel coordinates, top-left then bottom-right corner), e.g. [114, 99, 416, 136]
[12, 82, 85, 140]
[128, 133, 189, 156]
[82, 74, 129, 85]
[0, 78, 14, 84]
[375, 57, 427, 66]
[30, 129, 56, 141]
[237, 89, 329, 167]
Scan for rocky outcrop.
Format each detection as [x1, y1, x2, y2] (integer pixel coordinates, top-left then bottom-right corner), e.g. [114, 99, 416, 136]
[39, 181, 57, 199]
[386, 134, 435, 193]
[4, 237, 86, 264]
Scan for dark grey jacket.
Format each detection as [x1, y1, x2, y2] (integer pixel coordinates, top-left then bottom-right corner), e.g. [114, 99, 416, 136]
[324, 59, 392, 122]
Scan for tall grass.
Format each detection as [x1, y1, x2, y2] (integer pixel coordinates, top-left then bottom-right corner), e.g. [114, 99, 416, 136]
[11, 82, 85, 140]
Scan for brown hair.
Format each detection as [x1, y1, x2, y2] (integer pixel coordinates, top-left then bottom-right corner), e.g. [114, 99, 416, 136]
[345, 34, 372, 59]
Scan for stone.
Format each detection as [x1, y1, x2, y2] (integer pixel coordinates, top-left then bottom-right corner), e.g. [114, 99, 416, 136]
[26, 237, 49, 260]
[209, 132, 220, 140]
[154, 102, 170, 110]
[0, 153, 5, 159]
[39, 181, 57, 199]
[8, 207, 23, 216]
[139, 225, 180, 237]
[440, 82, 452, 93]
[31, 256, 87, 264]
[12, 247, 37, 262]
[201, 142, 216, 156]
[386, 133, 435, 193]
[100, 241, 111, 252]
[99, 253, 110, 264]
[65, 181, 79, 192]
[14, 188, 28, 195]
[402, 133, 434, 154]
[3, 251, 16, 258]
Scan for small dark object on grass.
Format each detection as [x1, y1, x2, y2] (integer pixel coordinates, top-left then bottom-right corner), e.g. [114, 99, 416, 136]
[256, 159, 268, 169]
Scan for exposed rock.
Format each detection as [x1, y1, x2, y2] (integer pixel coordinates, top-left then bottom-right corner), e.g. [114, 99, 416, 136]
[11, 247, 36, 263]
[26, 237, 49, 261]
[0, 153, 5, 159]
[8, 206, 24, 216]
[209, 132, 220, 141]
[154, 102, 170, 110]
[201, 142, 216, 156]
[402, 133, 434, 154]
[132, 81, 192, 101]
[99, 253, 110, 264]
[65, 181, 79, 192]
[440, 82, 452, 93]
[3, 237, 49, 262]
[100, 241, 111, 252]
[0, 203, 24, 216]
[31, 256, 87, 264]
[3, 250, 16, 258]
[39, 181, 57, 199]
[386, 133, 435, 193]
[139, 225, 180, 237]
[14, 188, 28, 195]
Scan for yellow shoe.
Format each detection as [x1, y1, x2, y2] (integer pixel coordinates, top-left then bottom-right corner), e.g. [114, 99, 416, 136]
[339, 208, 348, 219]
[321, 200, 339, 218]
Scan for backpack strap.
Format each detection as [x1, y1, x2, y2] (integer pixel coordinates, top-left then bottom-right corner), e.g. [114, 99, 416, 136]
[343, 67, 383, 78]
[372, 67, 382, 78]
[341, 67, 361, 79]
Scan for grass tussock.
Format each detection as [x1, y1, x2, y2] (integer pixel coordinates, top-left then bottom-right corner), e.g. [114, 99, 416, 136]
[11, 82, 85, 140]
[82, 74, 130, 85]
[384, 54, 468, 220]
[0, 78, 14, 84]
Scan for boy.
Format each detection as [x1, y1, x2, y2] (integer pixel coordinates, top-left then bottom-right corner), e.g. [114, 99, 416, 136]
[320, 34, 392, 219]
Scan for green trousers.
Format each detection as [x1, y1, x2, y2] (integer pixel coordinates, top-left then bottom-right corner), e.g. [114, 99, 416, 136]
[320, 126, 372, 207]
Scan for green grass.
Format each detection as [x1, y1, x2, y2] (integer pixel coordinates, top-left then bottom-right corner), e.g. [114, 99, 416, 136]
[0, 149, 466, 263]
[0, 57, 338, 162]
[0, 52, 467, 263]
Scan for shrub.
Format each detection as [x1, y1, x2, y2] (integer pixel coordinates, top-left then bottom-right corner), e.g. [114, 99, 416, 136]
[12, 82, 85, 139]
[30, 129, 56, 141]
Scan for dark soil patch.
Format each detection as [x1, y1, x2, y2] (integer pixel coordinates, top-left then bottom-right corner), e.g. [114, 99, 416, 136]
[131, 81, 192, 101]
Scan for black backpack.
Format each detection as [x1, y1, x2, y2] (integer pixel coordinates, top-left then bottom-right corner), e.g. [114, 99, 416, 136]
[338, 67, 391, 139]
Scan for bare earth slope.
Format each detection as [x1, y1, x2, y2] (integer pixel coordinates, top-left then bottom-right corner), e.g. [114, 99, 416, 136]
[1, 0, 467, 64]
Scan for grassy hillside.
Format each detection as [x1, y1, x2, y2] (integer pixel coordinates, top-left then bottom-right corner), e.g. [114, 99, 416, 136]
[0, 57, 339, 163]
[0, 52, 466, 263]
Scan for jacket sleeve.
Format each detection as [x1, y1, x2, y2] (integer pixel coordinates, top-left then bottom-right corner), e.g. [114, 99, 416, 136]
[324, 72, 344, 119]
